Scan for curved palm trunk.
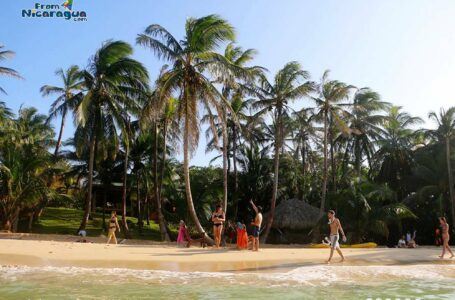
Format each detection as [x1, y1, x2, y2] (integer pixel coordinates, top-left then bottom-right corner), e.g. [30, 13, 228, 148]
[446, 138, 455, 230]
[121, 140, 130, 237]
[54, 108, 67, 157]
[183, 114, 213, 244]
[154, 122, 170, 242]
[262, 110, 282, 243]
[79, 132, 96, 232]
[320, 111, 328, 215]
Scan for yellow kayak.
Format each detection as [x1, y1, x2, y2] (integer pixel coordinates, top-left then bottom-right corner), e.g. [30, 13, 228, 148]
[309, 242, 377, 248]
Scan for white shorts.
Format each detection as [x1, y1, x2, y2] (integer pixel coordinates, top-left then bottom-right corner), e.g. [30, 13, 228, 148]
[330, 234, 339, 249]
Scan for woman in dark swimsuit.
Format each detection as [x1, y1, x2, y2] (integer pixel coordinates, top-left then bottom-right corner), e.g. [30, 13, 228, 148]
[211, 204, 225, 249]
[439, 217, 454, 259]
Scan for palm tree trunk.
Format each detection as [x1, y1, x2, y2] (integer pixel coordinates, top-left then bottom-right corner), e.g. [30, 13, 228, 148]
[183, 113, 213, 244]
[232, 126, 239, 219]
[121, 139, 130, 237]
[446, 138, 455, 230]
[320, 111, 328, 215]
[262, 110, 282, 243]
[154, 122, 170, 241]
[222, 115, 228, 215]
[330, 131, 336, 193]
[355, 138, 361, 177]
[145, 194, 150, 225]
[102, 187, 107, 231]
[54, 108, 67, 157]
[137, 169, 142, 229]
[78, 132, 96, 232]
[301, 143, 306, 199]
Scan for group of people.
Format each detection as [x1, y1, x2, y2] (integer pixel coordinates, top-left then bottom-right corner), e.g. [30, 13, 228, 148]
[397, 230, 417, 248]
[104, 204, 455, 262]
[177, 199, 263, 251]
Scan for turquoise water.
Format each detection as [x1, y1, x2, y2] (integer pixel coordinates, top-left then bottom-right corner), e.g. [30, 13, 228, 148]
[1, 265, 454, 299]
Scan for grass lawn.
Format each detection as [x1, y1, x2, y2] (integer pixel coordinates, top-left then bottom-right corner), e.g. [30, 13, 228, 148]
[21, 207, 177, 240]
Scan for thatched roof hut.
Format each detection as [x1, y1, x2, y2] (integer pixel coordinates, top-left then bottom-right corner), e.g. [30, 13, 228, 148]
[271, 198, 320, 230]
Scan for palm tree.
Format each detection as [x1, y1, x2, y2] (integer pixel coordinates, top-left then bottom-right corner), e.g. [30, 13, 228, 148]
[291, 108, 317, 198]
[76, 41, 149, 231]
[0, 107, 56, 231]
[41, 65, 83, 157]
[137, 15, 236, 242]
[372, 106, 423, 200]
[313, 70, 352, 214]
[427, 107, 455, 229]
[343, 88, 389, 177]
[253, 61, 314, 242]
[140, 76, 178, 241]
[0, 44, 22, 94]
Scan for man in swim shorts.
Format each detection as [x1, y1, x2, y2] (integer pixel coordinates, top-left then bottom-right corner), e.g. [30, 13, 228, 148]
[250, 200, 263, 251]
[327, 210, 346, 263]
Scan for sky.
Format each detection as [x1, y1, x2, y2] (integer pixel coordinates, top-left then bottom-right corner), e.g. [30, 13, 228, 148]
[1, 0, 455, 166]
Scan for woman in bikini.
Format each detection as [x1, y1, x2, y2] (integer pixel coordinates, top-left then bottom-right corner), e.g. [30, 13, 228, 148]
[439, 217, 454, 259]
[106, 211, 120, 245]
[211, 204, 225, 249]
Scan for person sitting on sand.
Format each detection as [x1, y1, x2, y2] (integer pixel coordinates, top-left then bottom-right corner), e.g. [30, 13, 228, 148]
[249, 200, 262, 251]
[439, 217, 454, 259]
[397, 236, 406, 248]
[326, 210, 346, 264]
[106, 211, 120, 245]
[236, 222, 248, 250]
[407, 238, 417, 248]
[211, 204, 225, 249]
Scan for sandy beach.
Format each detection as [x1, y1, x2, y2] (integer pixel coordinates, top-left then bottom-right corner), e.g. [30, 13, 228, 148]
[0, 233, 452, 273]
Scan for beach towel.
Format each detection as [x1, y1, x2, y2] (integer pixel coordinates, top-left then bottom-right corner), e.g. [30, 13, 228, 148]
[236, 227, 248, 249]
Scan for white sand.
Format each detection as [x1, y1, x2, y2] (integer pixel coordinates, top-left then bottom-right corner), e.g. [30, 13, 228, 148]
[0, 233, 452, 272]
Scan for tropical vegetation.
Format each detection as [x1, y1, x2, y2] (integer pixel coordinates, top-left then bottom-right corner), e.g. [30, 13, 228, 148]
[1, 16, 454, 246]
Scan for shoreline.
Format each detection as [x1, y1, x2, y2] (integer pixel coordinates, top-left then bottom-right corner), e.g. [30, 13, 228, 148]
[0, 233, 453, 273]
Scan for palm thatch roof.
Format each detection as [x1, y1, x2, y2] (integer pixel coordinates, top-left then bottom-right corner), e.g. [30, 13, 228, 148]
[271, 198, 320, 230]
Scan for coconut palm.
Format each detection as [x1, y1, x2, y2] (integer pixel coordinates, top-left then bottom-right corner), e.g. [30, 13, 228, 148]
[291, 108, 317, 198]
[313, 70, 353, 214]
[0, 44, 22, 94]
[76, 40, 149, 231]
[253, 61, 314, 242]
[372, 106, 423, 200]
[137, 15, 236, 242]
[41, 65, 83, 157]
[342, 88, 389, 177]
[0, 107, 57, 231]
[217, 43, 262, 216]
[140, 74, 179, 241]
[427, 107, 455, 229]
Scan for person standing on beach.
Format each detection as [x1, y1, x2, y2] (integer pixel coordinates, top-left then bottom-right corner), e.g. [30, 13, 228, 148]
[106, 211, 120, 245]
[326, 210, 346, 263]
[249, 200, 262, 251]
[438, 217, 454, 259]
[211, 204, 225, 249]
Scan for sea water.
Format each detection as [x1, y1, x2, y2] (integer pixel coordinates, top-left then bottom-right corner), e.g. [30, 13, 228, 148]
[0, 264, 454, 299]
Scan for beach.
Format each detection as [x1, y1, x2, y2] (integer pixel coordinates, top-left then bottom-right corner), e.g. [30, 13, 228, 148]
[1, 234, 455, 299]
[0, 233, 452, 272]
